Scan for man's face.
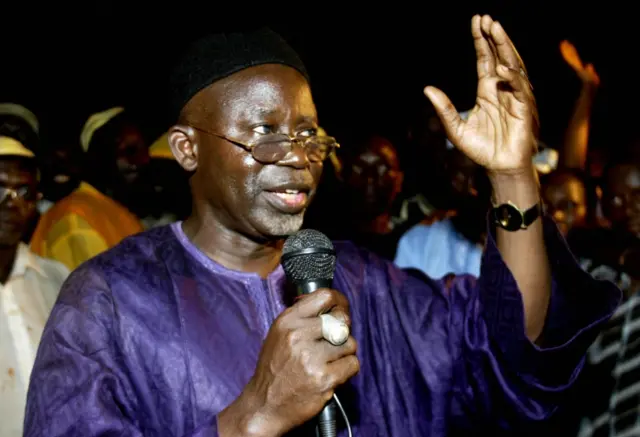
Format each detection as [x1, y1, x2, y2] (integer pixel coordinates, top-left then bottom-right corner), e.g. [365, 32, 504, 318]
[345, 137, 403, 217]
[179, 64, 323, 239]
[542, 173, 587, 237]
[40, 143, 83, 201]
[603, 163, 640, 235]
[0, 158, 38, 246]
[114, 123, 150, 186]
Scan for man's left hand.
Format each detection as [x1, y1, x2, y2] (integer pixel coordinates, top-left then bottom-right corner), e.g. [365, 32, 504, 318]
[425, 14, 538, 178]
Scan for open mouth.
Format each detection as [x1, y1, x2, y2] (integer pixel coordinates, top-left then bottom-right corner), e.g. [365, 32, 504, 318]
[263, 187, 310, 213]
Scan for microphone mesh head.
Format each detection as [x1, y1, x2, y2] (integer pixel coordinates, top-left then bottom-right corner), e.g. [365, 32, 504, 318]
[282, 229, 336, 284]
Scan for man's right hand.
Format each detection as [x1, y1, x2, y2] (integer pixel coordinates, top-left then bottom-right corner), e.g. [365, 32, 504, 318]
[218, 288, 360, 437]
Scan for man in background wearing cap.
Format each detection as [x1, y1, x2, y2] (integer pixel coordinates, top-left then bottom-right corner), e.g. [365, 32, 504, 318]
[26, 19, 619, 436]
[0, 103, 39, 154]
[29, 107, 147, 271]
[0, 137, 68, 437]
[140, 131, 191, 228]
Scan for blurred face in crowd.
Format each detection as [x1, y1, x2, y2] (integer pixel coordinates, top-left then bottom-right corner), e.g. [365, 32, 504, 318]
[344, 136, 403, 218]
[40, 143, 83, 201]
[443, 147, 490, 211]
[113, 122, 150, 186]
[542, 170, 588, 237]
[0, 157, 39, 246]
[603, 162, 640, 236]
[170, 64, 325, 239]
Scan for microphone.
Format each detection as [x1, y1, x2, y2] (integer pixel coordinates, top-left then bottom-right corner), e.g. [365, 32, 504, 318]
[282, 229, 339, 437]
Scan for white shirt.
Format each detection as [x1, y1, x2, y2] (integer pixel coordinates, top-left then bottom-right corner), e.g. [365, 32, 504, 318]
[394, 218, 483, 279]
[0, 243, 69, 437]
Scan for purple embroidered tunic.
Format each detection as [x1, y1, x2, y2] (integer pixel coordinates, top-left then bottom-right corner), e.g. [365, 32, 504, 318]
[24, 218, 620, 436]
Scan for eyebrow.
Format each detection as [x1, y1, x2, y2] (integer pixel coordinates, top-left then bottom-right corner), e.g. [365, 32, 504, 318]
[250, 108, 279, 119]
[247, 109, 317, 124]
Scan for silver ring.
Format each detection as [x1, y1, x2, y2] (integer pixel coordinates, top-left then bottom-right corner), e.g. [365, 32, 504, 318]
[320, 314, 350, 346]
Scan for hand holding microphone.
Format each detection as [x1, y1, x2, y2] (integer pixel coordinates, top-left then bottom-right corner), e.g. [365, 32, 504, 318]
[238, 288, 357, 436]
[219, 230, 357, 437]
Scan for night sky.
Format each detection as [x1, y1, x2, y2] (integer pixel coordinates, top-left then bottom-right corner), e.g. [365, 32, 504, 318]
[0, 2, 633, 153]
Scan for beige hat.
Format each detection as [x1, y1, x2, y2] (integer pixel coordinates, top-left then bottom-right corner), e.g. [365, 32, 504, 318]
[0, 103, 39, 134]
[80, 107, 125, 152]
[0, 136, 35, 158]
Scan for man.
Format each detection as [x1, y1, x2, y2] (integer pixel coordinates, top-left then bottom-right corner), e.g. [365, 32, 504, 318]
[25, 18, 619, 436]
[395, 127, 490, 278]
[139, 131, 191, 228]
[541, 168, 589, 237]
[29, 107, 147, 270]
[0, 136, 69, 437]
[0, 103, 39, 154]
[333, 134, 405, 260]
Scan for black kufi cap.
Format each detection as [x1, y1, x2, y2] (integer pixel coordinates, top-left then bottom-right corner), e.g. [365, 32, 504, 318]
[168, 27, 308, 121]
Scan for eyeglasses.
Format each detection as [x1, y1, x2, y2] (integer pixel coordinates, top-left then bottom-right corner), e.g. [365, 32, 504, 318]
[0, 186, 37, 205]
[191, 126, 340, 164]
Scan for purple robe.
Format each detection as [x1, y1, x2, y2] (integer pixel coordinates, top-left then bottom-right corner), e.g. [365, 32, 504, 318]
[24, 218, 620, 436]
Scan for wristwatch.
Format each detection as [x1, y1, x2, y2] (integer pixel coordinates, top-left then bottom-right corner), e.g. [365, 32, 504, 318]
[491, 201, 542, 231]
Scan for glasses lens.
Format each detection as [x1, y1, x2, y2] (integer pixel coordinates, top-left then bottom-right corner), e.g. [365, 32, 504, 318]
[252, 136, 292, 163]
[252, 134, 338, 163]
[18, 186, 36, 201]
[306, 136, 337, 162]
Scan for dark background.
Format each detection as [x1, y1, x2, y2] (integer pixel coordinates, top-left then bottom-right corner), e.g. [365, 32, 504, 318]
[0, 2, 633, 152]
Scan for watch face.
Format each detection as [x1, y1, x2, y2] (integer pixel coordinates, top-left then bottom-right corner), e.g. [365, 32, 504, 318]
[495, 203, 523, 231]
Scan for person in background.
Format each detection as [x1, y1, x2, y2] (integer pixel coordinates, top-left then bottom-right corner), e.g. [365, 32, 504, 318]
[0, 136, 69, 437]
[140, 131, 191, 228]
[37, 137, 84, 213]
[559, 40, 600, 171]
[552, 152, 640, 437]
[0, 103, 42, 240]
[541, 168, 589, 237]
[394, 112, 489, 278]
[539, 41, 600, 239]
[29, 107, 146, 270]
[333, 134, 406, 260]
[0, 103, 39, 154]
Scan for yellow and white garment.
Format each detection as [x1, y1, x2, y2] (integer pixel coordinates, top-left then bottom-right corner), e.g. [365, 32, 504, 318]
[0, 243, 68, 437]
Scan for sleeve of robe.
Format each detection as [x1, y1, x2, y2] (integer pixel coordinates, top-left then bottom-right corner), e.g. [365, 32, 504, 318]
[390, 216, 621, 432]
[22, 267, 220, 437]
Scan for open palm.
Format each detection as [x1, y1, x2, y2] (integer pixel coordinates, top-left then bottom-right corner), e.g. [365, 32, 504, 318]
[426, 15, 538, 175]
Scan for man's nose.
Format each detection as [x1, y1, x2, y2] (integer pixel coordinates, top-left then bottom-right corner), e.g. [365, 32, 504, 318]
[276, 142, 310, 169]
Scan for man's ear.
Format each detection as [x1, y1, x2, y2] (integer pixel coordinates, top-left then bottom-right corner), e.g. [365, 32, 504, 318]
[168, 125, 198, 171]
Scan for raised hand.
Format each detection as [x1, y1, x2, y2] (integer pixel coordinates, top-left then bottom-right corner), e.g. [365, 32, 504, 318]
[425, 15, 538, 176]
[560, 40, 600, 87]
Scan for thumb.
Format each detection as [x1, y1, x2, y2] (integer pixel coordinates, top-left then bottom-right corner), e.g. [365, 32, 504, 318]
[424, 86, 463, 145]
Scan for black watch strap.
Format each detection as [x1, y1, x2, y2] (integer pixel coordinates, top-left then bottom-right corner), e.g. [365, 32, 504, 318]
[492, 201, 542, 232]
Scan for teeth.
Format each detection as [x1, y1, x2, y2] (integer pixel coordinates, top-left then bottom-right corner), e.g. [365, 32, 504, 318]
[285, 189, 299, 194]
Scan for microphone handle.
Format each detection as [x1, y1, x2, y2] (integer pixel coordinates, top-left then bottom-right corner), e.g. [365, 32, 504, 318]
[295, 279, 333, 296]
[295, 278, 337, 437]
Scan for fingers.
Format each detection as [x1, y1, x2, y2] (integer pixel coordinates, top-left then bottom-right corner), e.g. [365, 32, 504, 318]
[480, 15, 498, 61]
[489, 20, 521, 71]
[496, 65, 531, 104]
[293, 288, 350, 320]
[472, 15, 495, 78]
[424, 86, 463, 146]
[326, 355, 360, 388]
[321, 335, 357, 362]
[560, 40, 584, 72]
